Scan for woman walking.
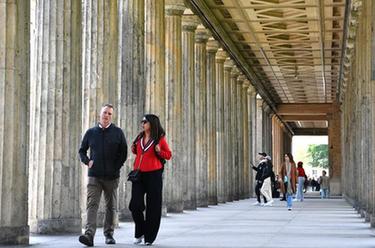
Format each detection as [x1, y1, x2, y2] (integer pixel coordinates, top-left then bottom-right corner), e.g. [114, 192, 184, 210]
[280, 153, 297, 210]
[296, 161, 306, 202]
[129, 114, 172, 246]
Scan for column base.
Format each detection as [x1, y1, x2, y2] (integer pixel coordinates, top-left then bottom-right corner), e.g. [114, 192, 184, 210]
[167, 202, 184, 213]
[208, 197, 218, 206]
[30, 218, 81, 234]
[118, 209, 133, 222]
[183, 201, 197, 210]
[371, 215, 375, 228]
[329, 177, 342, 196]
[196, 199, 208, 208]
[0, 225, 29, 245]
[162, 205, 168, 217]
[364, 211, 371, 223]
[217, 194, 226, 204]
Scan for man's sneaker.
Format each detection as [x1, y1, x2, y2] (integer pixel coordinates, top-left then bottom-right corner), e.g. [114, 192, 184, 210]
[252, 201, 261, 206]
[105, 234, 116, 245]
[264, 200, 274, 206]
[288, 207, 292, 211]
[134, 235, 144, 245]
[145, 242, 152, 246]
[79, 233, 94, 247]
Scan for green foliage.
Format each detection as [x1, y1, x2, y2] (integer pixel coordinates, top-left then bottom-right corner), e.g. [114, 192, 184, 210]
[307, 144, 328, 169]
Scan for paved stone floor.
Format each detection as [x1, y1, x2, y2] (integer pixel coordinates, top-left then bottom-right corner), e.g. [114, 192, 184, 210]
[8, 198, 375, 247]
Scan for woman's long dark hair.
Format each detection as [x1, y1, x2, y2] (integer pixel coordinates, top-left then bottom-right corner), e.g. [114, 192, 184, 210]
[144, 114, 165, 141]
[285, 153, 295, 163]
[133, 114, 165, 144]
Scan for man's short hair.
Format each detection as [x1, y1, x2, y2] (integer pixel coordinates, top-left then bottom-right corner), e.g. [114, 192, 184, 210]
[102, 103, 114, 109]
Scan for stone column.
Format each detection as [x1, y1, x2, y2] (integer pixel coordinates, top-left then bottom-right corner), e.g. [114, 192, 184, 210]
[223, 59, 233, 202]
[28, 0, 82, 234]
[145, 0, 165, 121]
[371, 0, 375, 226]
[206, 38, 219, 205]
[164, 0, 185, 213]
[256, 98, 264, 155]
[248, 85, 257, 197]
[195, 26, 210, 207]
[236, 74, 245, 199]
[181, 11, 200, 210]
[230, 66, 240, 201]
[215, 49, 227, 203]
[0, 0, 30, 244]
[262, 104, 273, 155]
[242, 80, 250, 198]
[328, 104, 342, 196]
[81, 0, 120, 226]
[117, 0, 144, 220]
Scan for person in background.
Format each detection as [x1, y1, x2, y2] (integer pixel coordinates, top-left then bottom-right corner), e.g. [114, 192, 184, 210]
[252, 152, 268, 206]
[273, 175, 280, 199]
[260, 155, 274, 206]
[318, 170, 330, 199]
[280, 153, 297, 210]
[311, 178, 317, 192]
[295, 161, 306, 202]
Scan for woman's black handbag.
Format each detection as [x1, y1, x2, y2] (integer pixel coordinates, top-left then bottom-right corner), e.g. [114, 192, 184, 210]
[127, 169, 140, 182]
[128, 150, 144, 182]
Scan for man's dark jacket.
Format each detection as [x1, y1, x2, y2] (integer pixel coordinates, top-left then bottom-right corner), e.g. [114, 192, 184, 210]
[252, 159, 272, 182]
[79, 123, 128, 179]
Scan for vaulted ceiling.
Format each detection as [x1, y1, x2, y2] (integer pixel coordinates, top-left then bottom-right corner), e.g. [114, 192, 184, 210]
[189, 0, 348, 130]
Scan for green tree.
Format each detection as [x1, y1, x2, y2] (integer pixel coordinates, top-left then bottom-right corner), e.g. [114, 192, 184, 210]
[307, 144, 328, 168]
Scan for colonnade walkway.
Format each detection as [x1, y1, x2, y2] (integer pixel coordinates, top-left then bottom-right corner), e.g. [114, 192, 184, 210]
[20, 198, 375, 248]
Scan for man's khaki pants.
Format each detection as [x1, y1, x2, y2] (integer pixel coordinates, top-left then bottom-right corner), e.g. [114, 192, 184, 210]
[85, 177, 119, 236]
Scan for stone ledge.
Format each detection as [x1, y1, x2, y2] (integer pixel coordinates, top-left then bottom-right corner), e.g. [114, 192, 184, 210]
[0, 225, 29, 245]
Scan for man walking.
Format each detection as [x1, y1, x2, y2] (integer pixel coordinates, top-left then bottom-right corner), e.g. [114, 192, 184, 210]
[79, 104, 128, 246]
[318, 170, 330, 199]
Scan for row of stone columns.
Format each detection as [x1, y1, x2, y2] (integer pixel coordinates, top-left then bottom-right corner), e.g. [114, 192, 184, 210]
[341, 0, 375, 227]
[0, 0, 273, 244]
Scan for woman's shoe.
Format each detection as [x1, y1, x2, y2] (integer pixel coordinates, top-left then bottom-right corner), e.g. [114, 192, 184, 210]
[133, 235, 144, 245]
[145, 242, 153, 246]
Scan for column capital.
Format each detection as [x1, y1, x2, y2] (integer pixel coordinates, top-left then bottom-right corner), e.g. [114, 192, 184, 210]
[195, 26, 210, 43]
[242, 79, 250, 89]
[247, 83, 256, 95]
[216, 48, 227, 63]
[224, 58, 234, 71]
[206, 38, 219, 53]
[165, 1, 186, 16]
[182, 9, 200, 32]
[231, 67, 240, 78]
[237, 74, 246, 85]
